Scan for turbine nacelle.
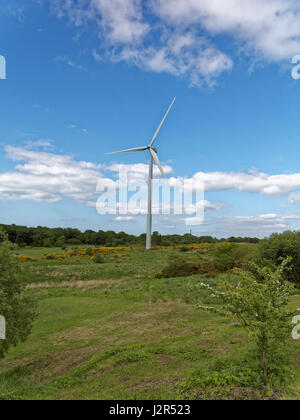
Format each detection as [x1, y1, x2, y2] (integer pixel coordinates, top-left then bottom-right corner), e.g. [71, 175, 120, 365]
[150, 146, 157, 153]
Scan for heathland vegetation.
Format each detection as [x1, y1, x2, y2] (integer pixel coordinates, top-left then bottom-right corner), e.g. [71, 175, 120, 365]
[0, 227, 299, 400]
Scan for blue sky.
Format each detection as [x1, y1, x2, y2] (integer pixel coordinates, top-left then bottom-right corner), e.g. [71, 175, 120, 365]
[1, 0, 300, 237]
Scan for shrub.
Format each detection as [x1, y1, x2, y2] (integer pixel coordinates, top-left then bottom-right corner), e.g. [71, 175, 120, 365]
[0, 229, 8, 244]
[156, 255, 218, 279]
[44, 254, 56, 260]
[156, 255, 200, 278]
[43, 239, 53, 248]
[213, 242, 255, 271]
[215, 243, 238, 257]
[55, 236, 66, 248]
[17, 256, 37, 263]
[94, 254, 104, 264]
[196, 261, 217, 277]
[213, 254, 236, 272]
[250, 231, 300, 286]
[0, 240, 37, 358]
[85, 248, 93, 256]
[213, 243, 237, 272]
[230, 243, 254, 267]
[180, 246, 189, 253]
[198, 258, 296, 386]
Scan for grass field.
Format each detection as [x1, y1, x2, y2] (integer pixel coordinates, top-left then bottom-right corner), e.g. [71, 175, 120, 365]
[0, 245, 300, 400]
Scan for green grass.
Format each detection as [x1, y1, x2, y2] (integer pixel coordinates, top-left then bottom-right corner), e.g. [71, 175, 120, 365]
[0, 246, 299, 400]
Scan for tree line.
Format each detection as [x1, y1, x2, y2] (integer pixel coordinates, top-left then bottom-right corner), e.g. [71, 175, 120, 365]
[0, 224, 260, 247]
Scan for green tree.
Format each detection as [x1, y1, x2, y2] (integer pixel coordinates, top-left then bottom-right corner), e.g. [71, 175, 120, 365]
[198, 258, 296, 386]
[251, 231, 300, 286]
[152, 231, 162, 246]
[55, 235, 66, 248]
[43, 238, 53, 248]
[0, 240, 37, 358]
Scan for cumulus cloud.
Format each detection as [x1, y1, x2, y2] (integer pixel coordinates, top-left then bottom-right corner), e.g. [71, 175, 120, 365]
[50, 0, 300, 86]
[171, 170, 300, 196]
[92, 0, 149, 44]
[0, 145, 175, 205]
[4, 145, 300, 207]
[50, 0, 233, 86]
[152, 0, 300, 62]
[1, 145, 111, 203]
[112, 31, 233, 87]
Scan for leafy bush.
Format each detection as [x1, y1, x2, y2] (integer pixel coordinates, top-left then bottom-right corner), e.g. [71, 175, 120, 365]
[250, 231, 300, 286]
[213, 254, 236, 272]
[213, 243, 254, 271]
[156, 255, 217, 278]
[213, 243, 237, 272]
[17, 256, 37, 263]
[43, 239, 53, 248]
[55, 236, 66, 248]
[94, 254, 104, 264]
[156, 255, 200, 278]
[197, 261, 216, 277]
[0, 239, 37, 358]
[198, 258, 296, 386]
[215, 243, 238, 257]
[85, 248, 93, 256]
[178, 353, 290, 398]
[180, 246, 189, 253]
[0, 229, 8, 244]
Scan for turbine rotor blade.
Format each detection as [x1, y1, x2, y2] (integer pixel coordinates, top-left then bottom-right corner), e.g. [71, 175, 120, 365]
[150, 148, 170, 187]
[149, 97, 176, 147]
[105, 146, 148, 155]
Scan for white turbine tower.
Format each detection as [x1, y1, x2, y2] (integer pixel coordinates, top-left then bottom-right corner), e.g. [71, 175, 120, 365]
[105, 97, 176, 250]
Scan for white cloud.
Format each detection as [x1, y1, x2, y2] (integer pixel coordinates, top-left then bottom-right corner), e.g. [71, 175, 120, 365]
[112, 216, 137, 222]
[24, 139, 54, 151]
[114, 33, 233, 87]
[171, 169, 300, 196]
[105, 162, 173, 188]
[92, 0, 149, 44]
[50, 0, 93, 26]
[218, 212, 300, 236]
[4, 146, 300, 206]
[50, 0, 233, 86]
[289, 191, 300, 203]
[152, 0, 300, 62]
[95, 198, 223, 217]
[50, 0, 300, 86]
[1, 145, 112, 203]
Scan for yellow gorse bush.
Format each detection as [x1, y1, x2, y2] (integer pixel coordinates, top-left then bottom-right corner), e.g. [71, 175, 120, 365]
[17, 255, 37, 262]
[20, 243, 218, 263]
[42, 246, 136, 261]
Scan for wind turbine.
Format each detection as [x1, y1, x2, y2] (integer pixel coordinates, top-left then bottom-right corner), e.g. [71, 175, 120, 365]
[105, 97, 176, 249]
